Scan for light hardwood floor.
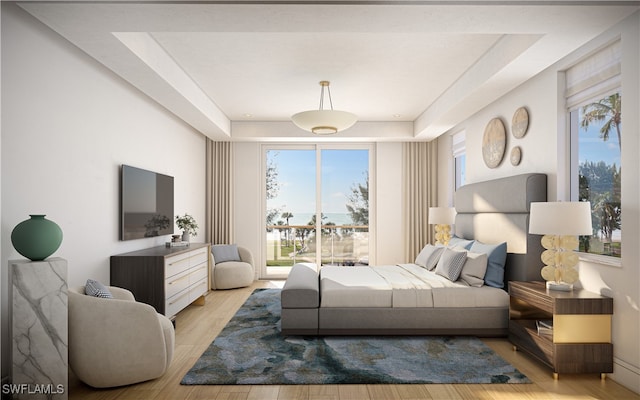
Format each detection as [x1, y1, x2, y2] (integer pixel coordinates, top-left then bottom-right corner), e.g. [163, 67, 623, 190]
[69, 281, 640, 400]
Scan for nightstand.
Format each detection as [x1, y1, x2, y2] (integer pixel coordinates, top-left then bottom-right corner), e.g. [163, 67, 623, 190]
[508, 281, 613, 379]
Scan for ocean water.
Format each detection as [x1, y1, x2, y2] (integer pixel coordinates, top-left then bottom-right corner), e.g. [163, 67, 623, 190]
[278, 212, 354, 226]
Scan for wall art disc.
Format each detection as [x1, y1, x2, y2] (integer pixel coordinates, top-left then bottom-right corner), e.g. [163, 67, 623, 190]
[482, 118, 506, 168]
[511, 107, 529, 138]
[510, 146, 522, 166]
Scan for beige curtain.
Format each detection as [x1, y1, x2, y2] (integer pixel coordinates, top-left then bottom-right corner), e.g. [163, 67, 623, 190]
[205, 140, 233, 244]
[403, 141, 438, 262]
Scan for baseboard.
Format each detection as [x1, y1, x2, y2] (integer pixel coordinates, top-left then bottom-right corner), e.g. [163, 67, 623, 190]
[612, 357, 640, 394]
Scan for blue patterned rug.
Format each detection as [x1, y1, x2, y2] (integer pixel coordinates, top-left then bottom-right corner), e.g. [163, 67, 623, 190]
[181, 289, 530, 385]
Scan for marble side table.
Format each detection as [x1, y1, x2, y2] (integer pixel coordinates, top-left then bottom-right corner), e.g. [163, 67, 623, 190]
[9, 258, 68, 400]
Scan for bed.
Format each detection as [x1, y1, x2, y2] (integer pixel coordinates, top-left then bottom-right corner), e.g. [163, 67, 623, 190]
[280, 173, 547, 336]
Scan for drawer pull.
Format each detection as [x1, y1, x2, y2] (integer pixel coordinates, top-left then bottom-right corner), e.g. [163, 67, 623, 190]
[169, 282, 207, 305]
[168, 275, 189, 285]
[188, 266, 207, 276]
[169, 291, 191, 305]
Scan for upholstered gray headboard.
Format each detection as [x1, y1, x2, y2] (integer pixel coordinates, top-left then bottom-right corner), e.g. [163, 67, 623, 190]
[454, 173, 547, 284]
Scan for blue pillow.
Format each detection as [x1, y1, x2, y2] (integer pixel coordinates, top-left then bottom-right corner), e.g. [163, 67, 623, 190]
[448, 236, 475, 250]
[212, 244, 241, 264]
[470, 241, 507, 288]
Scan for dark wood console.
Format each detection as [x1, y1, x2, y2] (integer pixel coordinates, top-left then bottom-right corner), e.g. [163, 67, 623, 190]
[110, 243, 210, 317]
[508, 281, 613, 379]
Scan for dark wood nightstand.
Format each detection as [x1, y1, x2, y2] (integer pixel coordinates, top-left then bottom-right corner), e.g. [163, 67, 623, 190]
[508, 281, 613, 379]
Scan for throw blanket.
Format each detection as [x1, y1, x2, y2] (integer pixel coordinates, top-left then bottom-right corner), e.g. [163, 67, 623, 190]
[373, 264, 446, 307]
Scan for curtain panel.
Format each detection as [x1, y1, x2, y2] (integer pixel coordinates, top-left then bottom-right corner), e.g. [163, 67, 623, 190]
[403, 141, 438, 262]
[205, 140, 233, 244]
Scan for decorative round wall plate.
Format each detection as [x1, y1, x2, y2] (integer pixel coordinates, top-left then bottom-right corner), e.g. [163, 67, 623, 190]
[510, 146, 522, 166]
[482, 118, 506, 168]
[511, 107, 529, 138]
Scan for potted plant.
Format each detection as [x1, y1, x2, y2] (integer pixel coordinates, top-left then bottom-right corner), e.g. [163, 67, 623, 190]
[175, 214, 198, 242]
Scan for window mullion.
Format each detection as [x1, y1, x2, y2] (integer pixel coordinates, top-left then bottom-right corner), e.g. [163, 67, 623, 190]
[315, 146, 322, 267]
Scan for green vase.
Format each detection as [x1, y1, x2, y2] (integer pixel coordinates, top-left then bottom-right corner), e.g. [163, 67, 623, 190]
[11, 215, 63, 261]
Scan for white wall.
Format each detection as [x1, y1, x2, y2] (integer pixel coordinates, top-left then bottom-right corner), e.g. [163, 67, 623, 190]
[233, 142, 406, 271]
[438, 11, 640, 393]
[1, 3, 206, 378]
[374, 142, 404, 265]
[233, 142, 262, 268]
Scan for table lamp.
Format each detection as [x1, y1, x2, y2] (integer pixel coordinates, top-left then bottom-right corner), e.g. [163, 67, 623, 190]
[528, 201, 592, 291]
[428, 207, 456, 246]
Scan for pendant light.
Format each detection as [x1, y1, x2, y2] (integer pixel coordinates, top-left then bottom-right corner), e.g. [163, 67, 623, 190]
[291, 81, 357, 135]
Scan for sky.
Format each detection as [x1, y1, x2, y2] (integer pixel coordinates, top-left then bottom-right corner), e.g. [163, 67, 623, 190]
[267, 149, 369, 223]
[578, 113, 621, 167]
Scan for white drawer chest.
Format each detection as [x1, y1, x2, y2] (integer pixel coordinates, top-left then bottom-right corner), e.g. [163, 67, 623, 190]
[110, 243, 210, 317]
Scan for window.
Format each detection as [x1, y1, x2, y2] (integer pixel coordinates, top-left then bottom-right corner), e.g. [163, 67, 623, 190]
[264, 145, 371, 277]
[566, 42, 621, 259]
[452, 131, 466, 190]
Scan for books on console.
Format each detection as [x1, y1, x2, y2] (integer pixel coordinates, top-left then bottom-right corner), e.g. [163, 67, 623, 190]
[166, 241, 190, 247]
[536, 319, 553, 335]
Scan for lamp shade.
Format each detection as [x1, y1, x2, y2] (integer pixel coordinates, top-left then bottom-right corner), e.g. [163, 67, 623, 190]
[529, 201, 592, 236]
[428, 207, 456, 225]
[291, 110, 358, 135]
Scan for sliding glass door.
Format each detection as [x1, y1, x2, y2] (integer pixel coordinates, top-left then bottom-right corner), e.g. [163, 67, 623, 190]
[264, 145, 371, 278]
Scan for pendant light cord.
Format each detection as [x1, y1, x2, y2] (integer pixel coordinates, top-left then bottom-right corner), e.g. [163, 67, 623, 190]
[318, 81, 334, 111]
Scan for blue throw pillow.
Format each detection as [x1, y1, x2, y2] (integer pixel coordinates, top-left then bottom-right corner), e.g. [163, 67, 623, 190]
[448, 236, 475, 250]
[470, 241, 507, 288]
[85, 279, 113, 299]
[212, 244, 241, 264]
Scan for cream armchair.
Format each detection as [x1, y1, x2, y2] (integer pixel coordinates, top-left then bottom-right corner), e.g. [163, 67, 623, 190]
[210, 245, 255, 290]
[68, 286, 174, 388]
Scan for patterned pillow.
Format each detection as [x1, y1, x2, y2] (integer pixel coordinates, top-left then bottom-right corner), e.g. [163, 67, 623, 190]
[435, 248, 467, 282]
[415, 244, 444, 271]
[85, 279, 113, 299]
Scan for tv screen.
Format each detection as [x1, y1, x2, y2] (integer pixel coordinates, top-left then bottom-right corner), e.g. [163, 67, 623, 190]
[120, 165, 174, 240]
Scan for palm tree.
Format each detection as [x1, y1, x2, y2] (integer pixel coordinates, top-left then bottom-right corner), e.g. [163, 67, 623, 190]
[281, 212, 293, 246]
[580, 93, 621, 149]
[579, 93, 622, 256]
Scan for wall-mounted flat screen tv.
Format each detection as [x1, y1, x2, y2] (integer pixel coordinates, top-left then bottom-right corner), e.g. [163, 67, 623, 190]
[120, 165, 174, 240]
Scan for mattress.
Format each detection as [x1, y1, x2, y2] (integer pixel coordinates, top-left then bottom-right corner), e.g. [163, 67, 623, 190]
[320, 264, 508, 308]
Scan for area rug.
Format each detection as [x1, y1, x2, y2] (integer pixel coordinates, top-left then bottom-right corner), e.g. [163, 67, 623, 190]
[181, 289, 530, 385]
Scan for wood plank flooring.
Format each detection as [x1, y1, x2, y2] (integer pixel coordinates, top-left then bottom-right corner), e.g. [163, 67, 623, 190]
[68, 281, 639, 400]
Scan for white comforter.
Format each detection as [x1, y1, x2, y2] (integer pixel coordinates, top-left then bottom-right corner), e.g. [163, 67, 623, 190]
[320, 264, 508, 308]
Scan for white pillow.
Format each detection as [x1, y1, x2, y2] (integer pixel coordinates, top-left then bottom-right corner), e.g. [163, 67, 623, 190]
[435, 248, 467, 282]
[459, 251, 488, 287]
[415, 244, 444, 271]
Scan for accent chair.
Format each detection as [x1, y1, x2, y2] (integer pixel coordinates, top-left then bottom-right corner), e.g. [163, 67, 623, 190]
[210, 244, 255, 290]
[68, 285, 174, 388]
